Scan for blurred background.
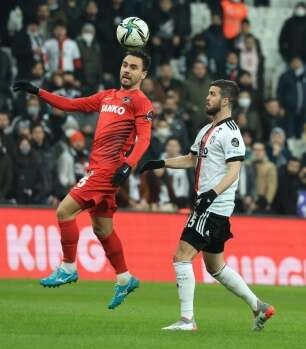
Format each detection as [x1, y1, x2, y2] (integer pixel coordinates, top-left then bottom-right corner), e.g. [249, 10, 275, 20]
[0, 0, 306, 218]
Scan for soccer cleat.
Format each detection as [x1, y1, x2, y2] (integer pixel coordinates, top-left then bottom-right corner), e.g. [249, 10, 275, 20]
[107, 276, 140, 309]
[253, 300, 275, 331]
[40, 267, 78, 287]
[162, 317, 197, 331]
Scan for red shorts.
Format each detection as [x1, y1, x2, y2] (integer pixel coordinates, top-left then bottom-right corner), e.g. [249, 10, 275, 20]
[69, 170, 118, 218]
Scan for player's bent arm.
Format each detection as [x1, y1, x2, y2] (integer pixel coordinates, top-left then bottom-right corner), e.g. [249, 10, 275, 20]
[38, 89, 101, 113]
[125, 117, 152, 167]
[213, 160, 241, 195]
[165, 153, 197, 169]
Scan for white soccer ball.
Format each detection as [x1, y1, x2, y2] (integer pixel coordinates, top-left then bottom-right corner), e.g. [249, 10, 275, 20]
[116, 17, 149, 49]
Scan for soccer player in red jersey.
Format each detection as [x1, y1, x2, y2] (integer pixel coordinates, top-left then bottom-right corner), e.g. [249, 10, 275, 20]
[13, 50, 153, 309]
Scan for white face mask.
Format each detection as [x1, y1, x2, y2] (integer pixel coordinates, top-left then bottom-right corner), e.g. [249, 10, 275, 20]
[238, 97, 251, 109]
[82, 32, 94, 45]
[295, 7, 306, 16]
[156, 127, 171, 140]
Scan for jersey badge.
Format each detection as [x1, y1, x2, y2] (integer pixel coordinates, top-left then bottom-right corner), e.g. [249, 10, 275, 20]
[231, 138, 239, 147]
[145, 110, 154, 121]
[122, 96, 132, 104]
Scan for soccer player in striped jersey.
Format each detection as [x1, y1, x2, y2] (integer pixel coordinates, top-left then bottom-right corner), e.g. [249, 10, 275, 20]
[13, 50, 154, 309]
[141, 79, 275, 331]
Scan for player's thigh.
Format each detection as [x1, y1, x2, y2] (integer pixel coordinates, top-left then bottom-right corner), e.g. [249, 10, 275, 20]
[91, 216, 113, 239]
[56, 194, 83, 220]
[174, 240, 198, 262]
[202, 251, 225, 275]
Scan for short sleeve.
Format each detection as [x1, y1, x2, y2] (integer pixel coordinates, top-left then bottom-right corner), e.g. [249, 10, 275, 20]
[190, 132, 202, 154]
[221, 129, 246, 162]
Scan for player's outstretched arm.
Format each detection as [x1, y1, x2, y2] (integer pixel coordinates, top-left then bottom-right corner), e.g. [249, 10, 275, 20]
[12, 80, 101, 113]
[140, 153, 197, 173]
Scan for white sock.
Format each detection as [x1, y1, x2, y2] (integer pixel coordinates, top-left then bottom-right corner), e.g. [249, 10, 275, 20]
[213, 265, 258, 311]
[117, 271, 131, 285]
[61, 262, 76, 273]
[174, 261, 195, 320]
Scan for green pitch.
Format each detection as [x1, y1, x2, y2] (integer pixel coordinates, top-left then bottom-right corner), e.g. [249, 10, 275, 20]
[0, 280, 305, 349]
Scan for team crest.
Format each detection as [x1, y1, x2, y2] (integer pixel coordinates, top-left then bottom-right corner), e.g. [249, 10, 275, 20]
[122, 96, 131, 104]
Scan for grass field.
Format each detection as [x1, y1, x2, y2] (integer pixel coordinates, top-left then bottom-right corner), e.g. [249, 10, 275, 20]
[0, 280, 305, 349]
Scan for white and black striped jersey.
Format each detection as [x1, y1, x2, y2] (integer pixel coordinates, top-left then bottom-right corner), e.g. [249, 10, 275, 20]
[190, 117, 245, 216]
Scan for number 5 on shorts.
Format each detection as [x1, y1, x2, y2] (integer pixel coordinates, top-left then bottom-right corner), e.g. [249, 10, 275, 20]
[76, 174, 90, 188]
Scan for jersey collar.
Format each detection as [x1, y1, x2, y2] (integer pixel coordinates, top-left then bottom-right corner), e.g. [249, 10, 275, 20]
[214, 117, 233, 127]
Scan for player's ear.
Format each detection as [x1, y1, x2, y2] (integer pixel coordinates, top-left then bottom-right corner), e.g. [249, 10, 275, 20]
[141, 70, 147, 80]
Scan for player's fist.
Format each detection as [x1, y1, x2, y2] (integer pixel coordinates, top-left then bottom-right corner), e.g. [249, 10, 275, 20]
[194, 189, 217, 212]
[111, 163, 131, 186]
[12, 80, 39, 95]
[139, 160, 165, 173]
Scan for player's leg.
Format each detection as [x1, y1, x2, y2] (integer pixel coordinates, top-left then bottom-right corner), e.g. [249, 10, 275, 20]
[40, 194, 82, 287]
[203, 251, 275, 330]
[162, 240, 198, 331]
[90, 204, 139, 309]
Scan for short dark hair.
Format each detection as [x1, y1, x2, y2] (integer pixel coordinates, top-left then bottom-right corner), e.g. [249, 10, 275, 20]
[124, 49, 151, 72]
[210, 79, 240, 107]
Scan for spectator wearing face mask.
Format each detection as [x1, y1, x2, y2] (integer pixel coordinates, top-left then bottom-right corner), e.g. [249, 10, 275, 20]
[146, 119, 172, 160]
[222, 50, 243, 82]
[273, 157, 301, 215]
[10, 136, 44, 204]
[277, 57, 306, 138]
[77, 23, 104, 95]
[234, 90, 262, 141]
[279, 2, 306, 63]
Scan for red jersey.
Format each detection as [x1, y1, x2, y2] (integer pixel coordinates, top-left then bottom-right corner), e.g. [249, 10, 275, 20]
[39, 88, 153, 171]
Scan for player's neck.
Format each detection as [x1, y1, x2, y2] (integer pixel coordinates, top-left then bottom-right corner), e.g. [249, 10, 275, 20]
[212, 109, 232, 127]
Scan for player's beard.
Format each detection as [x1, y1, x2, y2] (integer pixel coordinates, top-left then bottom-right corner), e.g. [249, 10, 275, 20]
[206, 101, 221, 117]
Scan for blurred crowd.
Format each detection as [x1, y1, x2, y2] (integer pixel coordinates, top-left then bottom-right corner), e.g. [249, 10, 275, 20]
[0, 0, 306, 217]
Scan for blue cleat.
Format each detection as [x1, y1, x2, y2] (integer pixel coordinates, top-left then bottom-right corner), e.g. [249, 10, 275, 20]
[107, 276, 140, 309]
[40, 267, 78, 288]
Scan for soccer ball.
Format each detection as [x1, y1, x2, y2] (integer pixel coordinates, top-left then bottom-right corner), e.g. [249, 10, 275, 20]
[116, 17, 149, 49]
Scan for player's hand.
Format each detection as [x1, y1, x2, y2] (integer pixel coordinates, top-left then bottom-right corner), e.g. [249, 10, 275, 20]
[12, 80, 39, 95]
[194, 189, 217, 212]
[139, 160, 165, 173]
[111, 163, 132, 186]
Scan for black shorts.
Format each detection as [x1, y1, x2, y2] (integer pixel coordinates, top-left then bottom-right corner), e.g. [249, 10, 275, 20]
[180, 210, 233, 253]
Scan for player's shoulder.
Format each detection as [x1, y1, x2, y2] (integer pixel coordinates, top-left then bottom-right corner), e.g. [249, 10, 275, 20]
[132, 89, 152, 104]
[217, 118, 241, 134]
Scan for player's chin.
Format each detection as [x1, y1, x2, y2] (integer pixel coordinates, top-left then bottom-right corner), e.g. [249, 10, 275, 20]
[121, 79, 132, 89]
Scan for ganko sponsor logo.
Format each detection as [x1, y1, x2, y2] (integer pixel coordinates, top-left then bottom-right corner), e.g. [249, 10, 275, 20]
[101, 104, 125, 115]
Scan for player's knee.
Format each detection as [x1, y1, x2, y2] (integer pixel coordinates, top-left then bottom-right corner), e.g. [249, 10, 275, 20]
[92, 225, 112, 239]
[56, 204, 72, 221]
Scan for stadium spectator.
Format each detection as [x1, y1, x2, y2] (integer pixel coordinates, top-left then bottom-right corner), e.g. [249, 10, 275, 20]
[201, 13, 229, 76]
[156, 62, 185, 98]
[0, 45, 13, 111]
[36, 3, 53, 40]
[222, 50, 242, 82]
[184, 60, 212, 132]
[235, 90, 262, 141]
[221, 0, 248, 39]
[279, 2, 306, 63]
[149, 0, 190, 69]
[161, 96, 189, 152]
[12, 20, 44, 79]
[43, 21, 81, 74]
[53, 71, 81, 98]
[232, 18, 262, 54]
[61, 0, 87, 39]
[277, 57, 306, 138]
[273, 157, 301, 215]
[29, 62, 46, 89]
[76, 23, 103, 95]
[161, 137, 190, 208]
[288, 122, 306, 159]
[262, 98, 286, 142]
[141, 77, 166, 103]
[0, 138, 13, 204]
[250, 142, 278, 213]
[10, 136, 44, 204]
[147, 118, 172, 160]
[239, 33, 264, 95]
[266, 127, 292, 168]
